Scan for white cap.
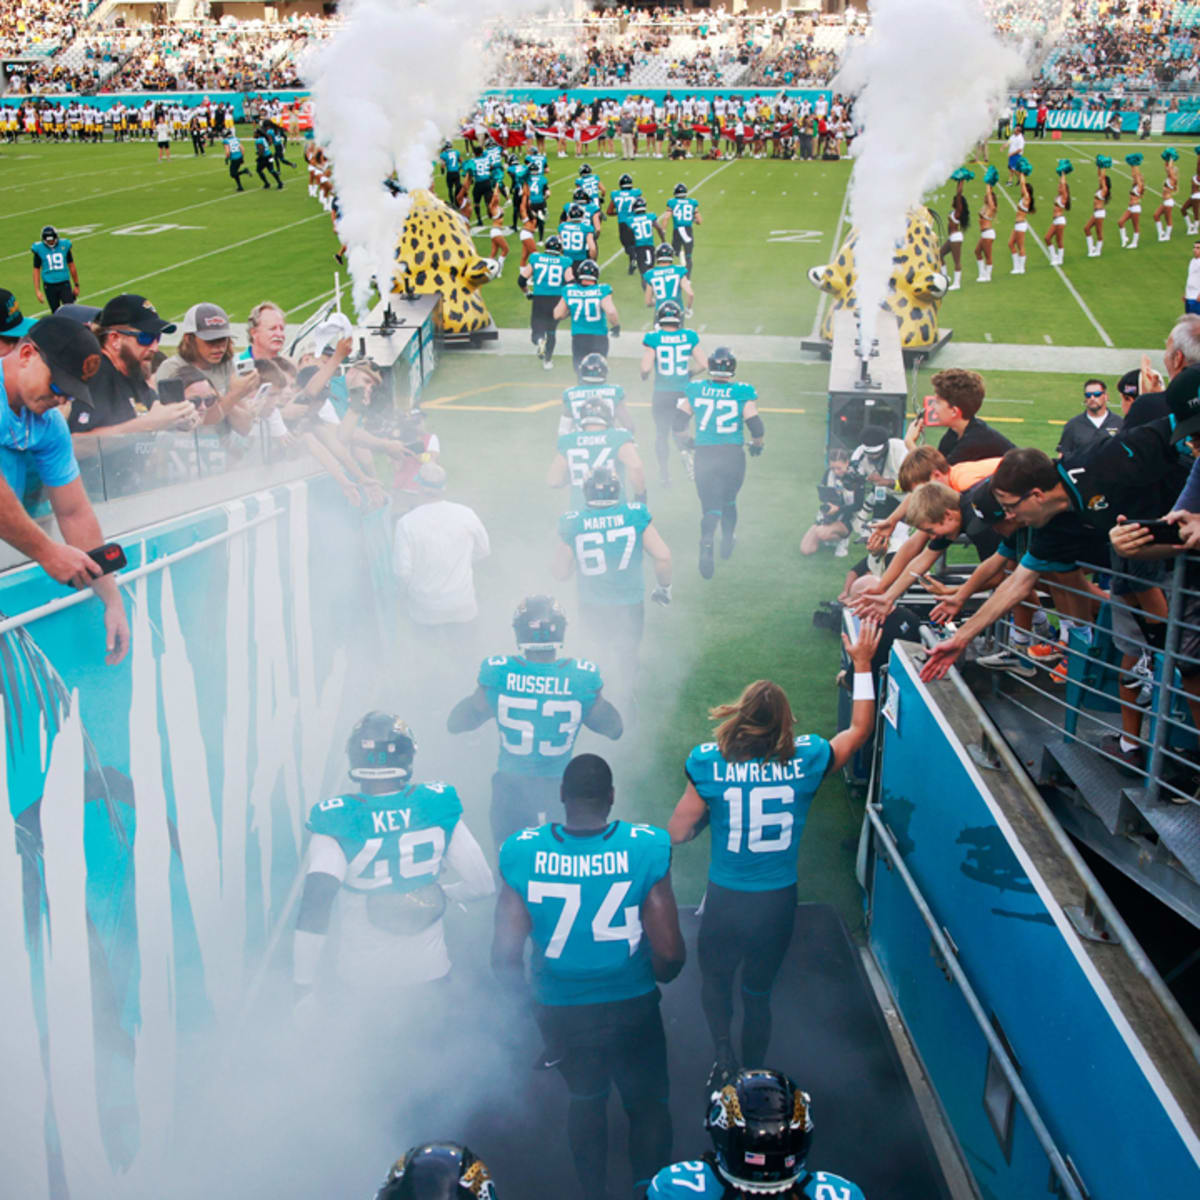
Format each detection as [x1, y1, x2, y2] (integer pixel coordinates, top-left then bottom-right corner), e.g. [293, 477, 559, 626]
[312, 311, 353, 355]
[417, 463, 447, 492]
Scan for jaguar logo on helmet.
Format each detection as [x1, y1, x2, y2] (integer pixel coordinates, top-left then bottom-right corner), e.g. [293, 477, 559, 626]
[1087, 494, 1109, 511]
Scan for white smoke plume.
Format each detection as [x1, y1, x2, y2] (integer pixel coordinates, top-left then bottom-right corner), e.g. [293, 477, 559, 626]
[305, 0, 548, 318]
[836, 0, 1028, 345]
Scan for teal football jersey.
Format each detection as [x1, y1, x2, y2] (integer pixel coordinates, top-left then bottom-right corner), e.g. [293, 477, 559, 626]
[509, 162, 530, 189]
[528, 173, 548, 204]
[465, 156, 487, 181]
[684, 379, 758, 447]
[644, 329, 700, 389]
[575, 174, 601, 199]
[563, 283, 612, 335]
[477, 654, 604, 777]
[529, 252, 567, 297]
[629, 211, 658, 245]
[499, 820, 671, 1005]
[483, 144, 502, 172]
[562, 383, 625, 426]
[648, 1162, 865, 1200]
[557, 220, 591, 261]
[439, 147, 461, 172]
[559, 501, 652, 606]
[305, 783, 463, 894]
[685, 737, 832, 891]
[667, 196, 699, 227]
[644, 264, 688, 305]
[32, 239, 72, 284]
[558, 428, 633, 507]
[612, 187, 643, 225]
[525, 152, 547, 174]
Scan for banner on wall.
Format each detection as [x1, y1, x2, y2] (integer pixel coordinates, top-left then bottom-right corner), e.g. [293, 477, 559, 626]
[1022, 108, 1142, 133]
[0, 477, 392, 1197]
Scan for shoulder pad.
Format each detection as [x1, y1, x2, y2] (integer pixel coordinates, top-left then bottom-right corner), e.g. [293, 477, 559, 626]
[306, 793, 352, 835]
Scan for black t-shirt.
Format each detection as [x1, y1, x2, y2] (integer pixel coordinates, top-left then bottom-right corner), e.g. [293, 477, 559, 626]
[67, 354, 155, 433]
[937, 417, 1015, 465]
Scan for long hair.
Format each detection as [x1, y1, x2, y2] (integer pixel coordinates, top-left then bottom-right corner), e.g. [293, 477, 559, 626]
[711, 680, 795, 764]
[178, 332, 233, 365]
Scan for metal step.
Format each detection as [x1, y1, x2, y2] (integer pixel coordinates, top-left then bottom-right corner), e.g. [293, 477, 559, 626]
[1126, 793, 1200, 885]
[1041, 740, 1140, 836]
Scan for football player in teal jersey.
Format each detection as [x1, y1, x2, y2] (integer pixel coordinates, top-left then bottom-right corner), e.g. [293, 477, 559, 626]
[519, 233, 566, 369]
[222, 132, 252, 191]
[447, 596, 623, 850]
[675, 347, 764, 579]
[555, 466, 672, 680]
[666, 181, 703, 275]
[560, 187, 602, 237]
[548, 398, 647, 508]
[438, 140, 462, 206]
[493, 753, 685, 1200]
[643, 242, 694, 315]
[641, 299, 704, 487]
[31, 226, 79, 312]
[556, 202, 597, 271]
[648, 1070, 866, 1200]
[553, 258, 620, 373]
[292, 712, 494, 1012]
[525, 148, 548, 176]
[574, 160, 604, 202]
[253, 131, 282, 189]
[629, 195, 667, 276]
[506, 151, 530, 230]
[465, 153, 493, 226]
[607, 172, 644, 275]
[526, 168, 550, 239]
[667, 636, 879, 1088]
[374, 1142, 499, 1200]
[559, 352, 634, 434]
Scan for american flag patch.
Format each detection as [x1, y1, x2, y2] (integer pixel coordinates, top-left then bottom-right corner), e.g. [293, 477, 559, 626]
[744, 1152, 766, 1165]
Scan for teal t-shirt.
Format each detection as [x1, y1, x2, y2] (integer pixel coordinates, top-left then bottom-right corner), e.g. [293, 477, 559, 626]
[32, 238, 72, 284]
[305, 782, 463, 894]
[563, 283, 611, 335]
[0, 373, 79, 498]
[529, 252, 567, 298]
[643, 328, 699, 390]
[644, 264, 688, 305]
[611, 187, 642, 225]
[683, 379, 758, 446]
[558, 427, 634, 507]
[559, 501, 652, 606]
[478, 654, 604, 777]
[562, 383, 625, 426]
[684, 736, 832, 891]
[498, 819, 671, 1004]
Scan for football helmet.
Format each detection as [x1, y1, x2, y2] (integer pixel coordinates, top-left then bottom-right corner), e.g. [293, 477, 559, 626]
[654, 243, 676, 264]
[566, 203, 585, 221]
[673, 182, 689, 197]
[578, 352, 608, 383]
[579, 162, 594, 176]
[618, 173, 634, 189]
[577, 398, 614, 427]
[375, 1143, 497, 1200]
[41, 225, 59, 247]
[573, 187, 590, 202]
[347, 712, 416, 782]
[705, 1070, 814, 1196]
[513, 594, 567, 652]
[631, 196, 648, 214]
[656, 299, 684, 329]
[544, 234, 563, 254]
[583, 466, 621, 508]
[574, 258, 600, 284]
[708, 347, 737, 379]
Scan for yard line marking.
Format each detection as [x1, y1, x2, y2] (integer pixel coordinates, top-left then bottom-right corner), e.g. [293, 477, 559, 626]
[984, 331, 994, 342]
[812, 182, 851, 338]
[285, 289, 339, 317]
[1044, 334, 1053, 344]
[994, 182, 1113, 347]
[0, 158, 162, 194]
[63, 215, 325, 309]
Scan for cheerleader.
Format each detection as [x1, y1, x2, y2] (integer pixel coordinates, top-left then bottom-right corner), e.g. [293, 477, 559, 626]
[1183, 147, 1200, 236]
[1044, 158, 1071, 266]
[1008, 161, 1033, 275]
[487, 191, 509, 272]
[1154, 147, 1179, 241]
[975, 166, 999, 282]
[1084, 156, 1111, 257]
[941, 169, 973, 290]
[1118, 153, 1145, 249]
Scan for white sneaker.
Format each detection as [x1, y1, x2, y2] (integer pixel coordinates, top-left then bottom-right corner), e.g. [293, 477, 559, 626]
[833, 537, 850, 558]
[948, 274, 961, 291]
[977, 648, 1037, 678]
[543, 358, 554, 371]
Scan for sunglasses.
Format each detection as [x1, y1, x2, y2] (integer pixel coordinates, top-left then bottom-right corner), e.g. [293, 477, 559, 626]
[1083, 389, 1105, 398]
[116, 328, 161, 347]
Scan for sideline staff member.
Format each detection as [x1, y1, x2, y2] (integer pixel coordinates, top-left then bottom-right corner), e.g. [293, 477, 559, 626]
[0, 317, 130, 663]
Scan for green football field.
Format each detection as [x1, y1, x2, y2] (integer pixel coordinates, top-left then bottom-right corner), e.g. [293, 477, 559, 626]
[1, 129, 1190, 926]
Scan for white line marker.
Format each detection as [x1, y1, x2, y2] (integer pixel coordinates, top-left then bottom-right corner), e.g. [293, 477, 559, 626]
[994, 182, 1113, 347]
[985, 331, 993, 342]
[1044, 334, 1053, 344]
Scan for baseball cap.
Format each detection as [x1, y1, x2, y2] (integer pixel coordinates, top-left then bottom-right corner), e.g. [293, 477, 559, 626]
[858, 425, 889, 454]
[27, 316, 103, 407]
[180, 302, 232, 341]
[53, 303, 102, 325]
[964, 479, 1005, 527]
[0, 289, 36, 338]
[1116, 369, 1141, 399]
[97, 293, 177, 336]
[1166, 364, 1200, 443]
[417, 462, 447, 492]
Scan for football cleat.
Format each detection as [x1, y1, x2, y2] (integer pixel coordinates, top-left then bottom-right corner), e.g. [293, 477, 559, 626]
[699, 538, 715, 579]
[708, 346, 737, 379]
[583, 465, 621, 508]
[656, 299, 684, 329]
[513, 594, 567, 652]
[374, 1142, 498, 1200]
[574, 258, 600, 284]
[706, 1070, 814, 1196]
[347, 712, 416, 782]
[578, 352, 608, 383]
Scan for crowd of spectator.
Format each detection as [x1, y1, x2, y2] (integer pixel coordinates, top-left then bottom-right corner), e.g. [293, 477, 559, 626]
[0, 0, 90, 58]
